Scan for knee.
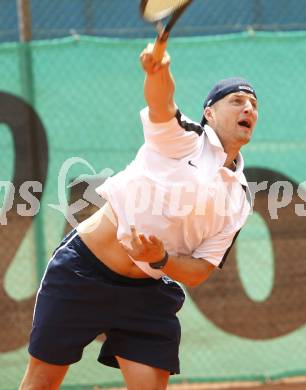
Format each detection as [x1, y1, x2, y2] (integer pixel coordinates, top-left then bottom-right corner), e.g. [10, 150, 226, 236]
[130, 372, 169, 390]
[19, 366, 66, 390]
[20, 356, 68, 390]
[146, 382, 167, 390]
[19, 376, 54, 390]
[138, 381, 167, 390]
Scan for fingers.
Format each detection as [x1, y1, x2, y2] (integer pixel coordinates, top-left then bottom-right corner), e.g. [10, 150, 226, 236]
[119, 242, 131, 252]
[139, 234, 149, 245]
[130, 227, 150, 247]
[119, 227, 165, 262]
[140, 43, 170, 74]
[130, 225, 142, 249]
[160, 51, 170, 67]
[130, 225, 137, 237]
[148, 235, 161, 245]
[130, 227, 162, 247]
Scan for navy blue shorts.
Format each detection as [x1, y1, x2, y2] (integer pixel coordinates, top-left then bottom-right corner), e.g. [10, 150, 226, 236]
[29, 230, 185, 374]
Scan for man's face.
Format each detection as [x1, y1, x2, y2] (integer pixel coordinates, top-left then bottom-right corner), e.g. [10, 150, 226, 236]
[204, 91, 258, 148]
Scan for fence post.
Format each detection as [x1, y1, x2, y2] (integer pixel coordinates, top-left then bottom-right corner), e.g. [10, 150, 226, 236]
[17, 0, 46, 283]
[252, 0, 263, 30]
[17, 0, 32, 42]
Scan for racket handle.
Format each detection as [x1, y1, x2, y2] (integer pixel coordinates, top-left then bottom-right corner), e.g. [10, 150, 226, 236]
[152, 36, 168, 64]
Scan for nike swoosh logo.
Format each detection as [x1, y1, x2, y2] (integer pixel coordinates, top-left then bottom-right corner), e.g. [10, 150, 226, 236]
[188, 160, 197, 168]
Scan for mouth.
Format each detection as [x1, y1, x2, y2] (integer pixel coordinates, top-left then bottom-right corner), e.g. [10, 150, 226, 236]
[237, 119, 251, 129]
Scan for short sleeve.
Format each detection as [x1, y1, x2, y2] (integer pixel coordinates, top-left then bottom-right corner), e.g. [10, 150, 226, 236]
[140, 107, 203, 159]
[192, 228, 241, 269]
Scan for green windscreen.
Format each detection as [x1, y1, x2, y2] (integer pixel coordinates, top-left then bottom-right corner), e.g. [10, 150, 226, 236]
[0, 32, 306, 389]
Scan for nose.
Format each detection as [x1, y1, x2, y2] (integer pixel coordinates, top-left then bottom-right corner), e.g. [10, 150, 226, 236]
[243, 100, 253, 113]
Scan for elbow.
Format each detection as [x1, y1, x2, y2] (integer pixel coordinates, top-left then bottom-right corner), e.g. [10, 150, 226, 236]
[185, 279, 201, 287]
[148, 103, 176, 123]
[186, 266, 215, 287]
[184, 276, 206, 287]
[186, 277, 206, 288]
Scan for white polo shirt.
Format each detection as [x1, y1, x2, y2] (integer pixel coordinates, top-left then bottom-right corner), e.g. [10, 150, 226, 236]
[96, 107, 251, 279]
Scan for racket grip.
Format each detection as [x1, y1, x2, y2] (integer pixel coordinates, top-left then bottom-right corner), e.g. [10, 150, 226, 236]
[152, 37, 168, 64]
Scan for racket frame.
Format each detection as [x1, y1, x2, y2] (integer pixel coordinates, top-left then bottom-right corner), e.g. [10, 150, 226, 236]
[140, 0, 192, 62]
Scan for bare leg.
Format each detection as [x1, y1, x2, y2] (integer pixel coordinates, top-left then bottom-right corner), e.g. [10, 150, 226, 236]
[116, 355, 170, 390]
[19, 356, 69, 390]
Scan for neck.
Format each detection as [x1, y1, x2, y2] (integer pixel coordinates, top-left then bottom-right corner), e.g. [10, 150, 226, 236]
[209, 124, 241, 170]
[223, 149, 240, 171]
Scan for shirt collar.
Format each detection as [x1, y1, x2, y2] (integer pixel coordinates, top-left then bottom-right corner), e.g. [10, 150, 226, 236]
[204, 124, 224, 149]
[234, 152, 248, 186]
[204, 124, 248, 187]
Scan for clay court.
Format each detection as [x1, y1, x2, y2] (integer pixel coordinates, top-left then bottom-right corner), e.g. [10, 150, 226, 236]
[167, 380, 306, 390]
[102, 378, 306, 390]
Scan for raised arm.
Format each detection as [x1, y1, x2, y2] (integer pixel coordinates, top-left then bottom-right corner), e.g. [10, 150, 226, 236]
[140, 43, 176, 123]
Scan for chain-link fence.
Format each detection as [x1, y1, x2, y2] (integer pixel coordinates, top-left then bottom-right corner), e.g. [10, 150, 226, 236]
[1, 1, 306, 390]
[2, 0, 306, 42]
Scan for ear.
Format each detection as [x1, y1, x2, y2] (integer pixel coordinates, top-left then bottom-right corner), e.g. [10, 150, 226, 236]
[204, 106, 214, 123]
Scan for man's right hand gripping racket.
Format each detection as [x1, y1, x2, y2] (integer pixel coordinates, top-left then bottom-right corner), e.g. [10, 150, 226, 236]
[140, 0, 193, 63]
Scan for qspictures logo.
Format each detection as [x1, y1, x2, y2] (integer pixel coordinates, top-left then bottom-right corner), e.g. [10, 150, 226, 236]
[1, 156, 306, 226]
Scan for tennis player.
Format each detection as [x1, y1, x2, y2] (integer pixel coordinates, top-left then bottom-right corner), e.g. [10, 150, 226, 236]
[20, 44, 258, 390]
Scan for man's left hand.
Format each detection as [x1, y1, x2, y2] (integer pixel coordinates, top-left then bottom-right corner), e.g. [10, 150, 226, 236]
[119, 226, 166, 262]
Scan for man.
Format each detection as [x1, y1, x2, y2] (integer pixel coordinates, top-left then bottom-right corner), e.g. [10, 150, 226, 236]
[20, 44, 258, 390]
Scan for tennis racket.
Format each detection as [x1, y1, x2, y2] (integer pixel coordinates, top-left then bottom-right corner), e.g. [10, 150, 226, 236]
[140, 0, 193, 63]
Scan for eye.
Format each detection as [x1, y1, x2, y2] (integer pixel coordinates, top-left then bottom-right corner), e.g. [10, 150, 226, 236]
[232, 98, 242, 105]
[251, 101, 258, 110]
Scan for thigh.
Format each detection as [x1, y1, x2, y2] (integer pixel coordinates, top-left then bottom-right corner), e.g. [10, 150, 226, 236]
[30, 236, 115, 365]
[116, 355, 169, 390]
[20, 356, 69, 390]
[29, 285, 106, 365]
[98, 279, 184, 374]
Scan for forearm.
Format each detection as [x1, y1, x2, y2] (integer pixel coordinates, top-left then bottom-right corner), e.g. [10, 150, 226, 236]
[144, 67, 176, 123]
[140, 43, 176, 123]
[121, 226, 215, 287]
[163, 254, 215, 287]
